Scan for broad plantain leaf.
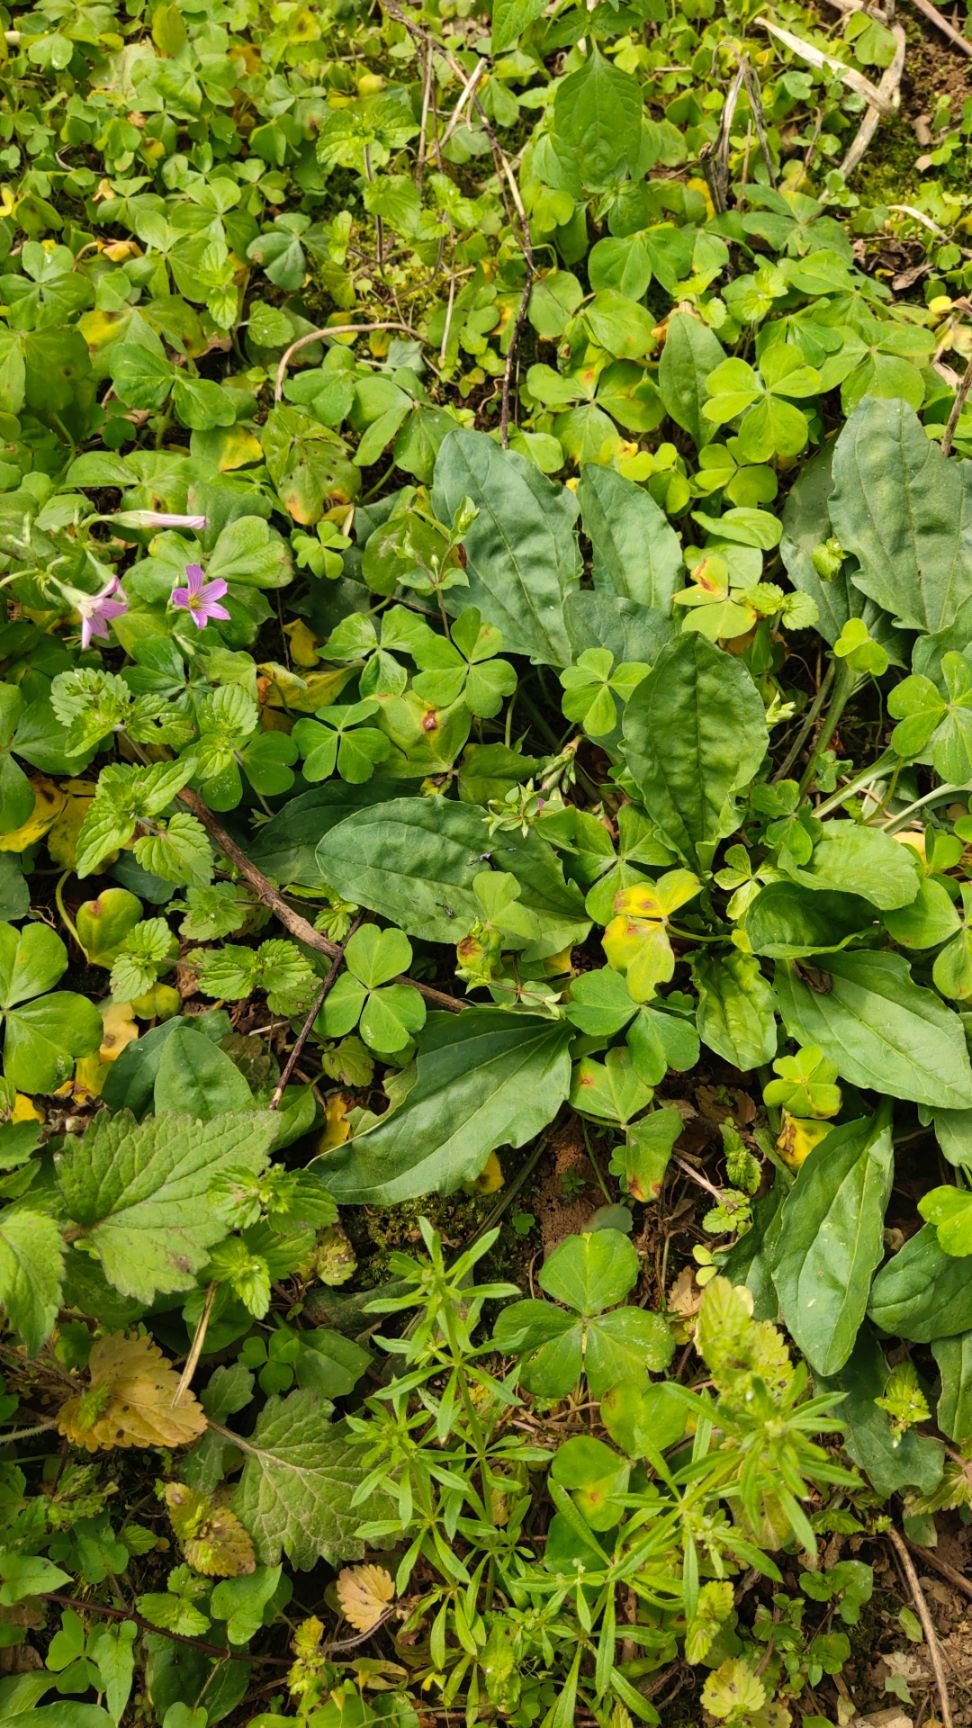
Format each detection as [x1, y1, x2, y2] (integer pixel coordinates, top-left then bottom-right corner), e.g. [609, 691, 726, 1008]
[315, 1009, 571, 1204]
[868, 1223, 972, 1341]
[829, 396, 972, 633]
[577, 465, 683, 611]
[775, 950, 972, 1109]
[770, 1107, 894, 1375]
[432, 429, 580, 665]
[622, 634, 768, 869]
[316, 796, 589, 956]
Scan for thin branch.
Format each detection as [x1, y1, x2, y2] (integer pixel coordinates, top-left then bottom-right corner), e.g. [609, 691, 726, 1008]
[906, 1540, 972, 1603]
[887, 1527, 954, 1728]
[439, 58, 487, 147]
[942, 354, 972, 456]
[178, 789, 465, 1014]
[40, 1591, 292, 1667]
[274, 320, 415, 403]
[269, 914, 363, 1108]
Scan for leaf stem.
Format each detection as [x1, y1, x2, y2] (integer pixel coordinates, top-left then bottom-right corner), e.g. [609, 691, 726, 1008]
[811, 746, 897, 819]
[796, 659, 858, 799]
[880, 783, 966, 833]
[772, 660, 834, 784]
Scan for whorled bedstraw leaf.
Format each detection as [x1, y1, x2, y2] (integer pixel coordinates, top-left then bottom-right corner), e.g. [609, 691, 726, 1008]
[336, 1564, 395, 1632]
[57, 1110, 277, 1302]
[163, 1483, 256, 1577]
[231, 1388, 382, 1569]
[57, 1333, 206, 1451]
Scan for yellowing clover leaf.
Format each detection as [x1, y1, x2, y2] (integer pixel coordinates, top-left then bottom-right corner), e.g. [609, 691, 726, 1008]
[602, 868, 701, 1001]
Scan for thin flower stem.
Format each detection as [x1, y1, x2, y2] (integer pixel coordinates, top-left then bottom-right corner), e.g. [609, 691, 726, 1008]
[881, 783, 966, 833]
[772, 660, 834, 784]
[797, 659, 858, 799]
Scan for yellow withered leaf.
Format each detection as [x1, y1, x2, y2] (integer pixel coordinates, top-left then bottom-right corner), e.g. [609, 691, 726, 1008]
[163, 1482, 255, 1577]
[0, 777, 66, 852]
[57, 1333, 207, 1452]
[336, 1564, 395, 1633]
[776, 1112, 830, 1172]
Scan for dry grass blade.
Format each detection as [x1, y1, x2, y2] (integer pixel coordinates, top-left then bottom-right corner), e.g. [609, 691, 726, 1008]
[905, 0, 972, 56]
[755, 15, 897, 111]
[840, 23, 906, 176]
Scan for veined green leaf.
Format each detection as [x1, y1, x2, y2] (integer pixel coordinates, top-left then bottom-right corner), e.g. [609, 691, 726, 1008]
[775, 950, 972, 1109]
[315, 1009, 571, 1204]
[770, 1107, 894, 1375]
[622, 635, 768, 869]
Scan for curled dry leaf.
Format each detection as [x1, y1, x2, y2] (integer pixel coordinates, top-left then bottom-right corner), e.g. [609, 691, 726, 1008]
[163, 1482, 256, 1577]
[336, 1563, 395, 1632]
[57, 1332, 207, 1452]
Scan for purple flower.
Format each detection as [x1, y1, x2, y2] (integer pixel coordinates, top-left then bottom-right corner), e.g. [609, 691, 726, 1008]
[171, 563, 231, 630]
[76, 576, 128, 649]
[116, 511, 208, 530]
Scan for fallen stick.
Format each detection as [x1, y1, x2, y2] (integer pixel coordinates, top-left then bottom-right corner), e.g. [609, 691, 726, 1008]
[840, 23, 906, 176]
[906, 0, 972, 56]
[887, 1527, 955, 1728]
[755, 15, 896, 111]
[178, 788, 466, 1014]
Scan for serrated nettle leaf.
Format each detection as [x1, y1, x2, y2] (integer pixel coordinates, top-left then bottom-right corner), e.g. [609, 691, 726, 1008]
[0, 1208, 65, 1354]
[230, 1389, 386, 1569]
[693, 950, 778, 1071]
[771, 1107, 894, 1375]
[57, 1111, 277, 1301]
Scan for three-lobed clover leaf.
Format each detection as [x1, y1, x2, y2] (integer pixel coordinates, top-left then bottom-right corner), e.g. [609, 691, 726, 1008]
[292, 700, 391, 785]
[602, 867, 702, 1001]
[0, 921, 102, 1093]
[491, 1228, 674, 1398]
[316, 924, 426, 1055]
[411, 608, 517, 719]
[559, 648, 650, 737]
[703, 345, 821, 460]
[888, 651, 972, 782]
[762, 1045, 842, 1119]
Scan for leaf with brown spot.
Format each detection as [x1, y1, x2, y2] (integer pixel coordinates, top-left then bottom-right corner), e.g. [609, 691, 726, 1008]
[163, 1482, 256, 1577]
[57, 1333, 206, 1452]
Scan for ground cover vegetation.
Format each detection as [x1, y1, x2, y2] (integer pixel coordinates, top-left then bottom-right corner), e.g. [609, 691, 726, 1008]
[0, 0, 971, 1721]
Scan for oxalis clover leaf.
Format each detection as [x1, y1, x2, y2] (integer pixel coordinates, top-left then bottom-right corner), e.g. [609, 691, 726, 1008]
[0, 921, 102, 1093]
[316, 925, 426, 1056]
[491, 1228, 674, 1398]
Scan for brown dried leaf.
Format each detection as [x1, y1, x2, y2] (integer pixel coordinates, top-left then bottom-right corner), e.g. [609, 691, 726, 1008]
[336, 1563, 395, 1632]
[164, 1482, 255, 1577]
[57, 1333, 206, 1452]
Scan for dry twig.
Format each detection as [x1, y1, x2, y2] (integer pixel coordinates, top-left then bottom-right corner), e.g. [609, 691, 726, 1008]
[178, 788, 465, 1014]
[840, 22, 906, 176]
[887, 1526, 955, 1728]
[755, 15, 897, 110]
[942, 354, 972, 456]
